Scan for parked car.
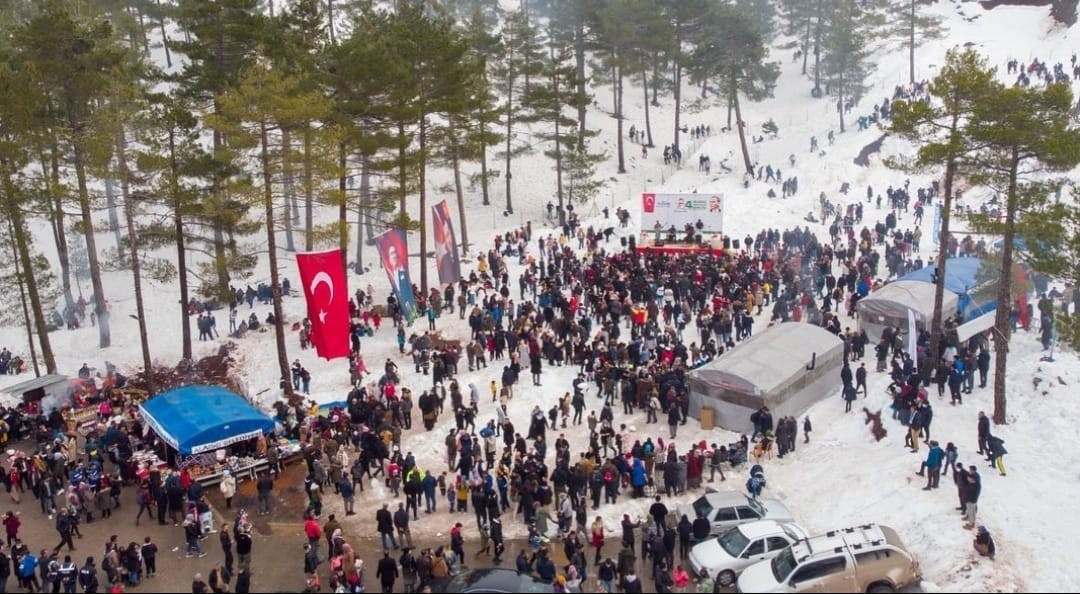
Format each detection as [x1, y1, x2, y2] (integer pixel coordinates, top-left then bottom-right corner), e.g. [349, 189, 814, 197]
[432, 568, 555, 593]
[677, 490, 795, 537]
[736, 524, 921, 593]
[689, 520, 809, 588]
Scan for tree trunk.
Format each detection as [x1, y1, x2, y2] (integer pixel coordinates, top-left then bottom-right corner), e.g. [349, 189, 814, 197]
[802, 19, 811, 75]
[11, 227, 40, 377]
[813, 7, 824, 93]
[575, 17, 587, 149]
[616, 64, 626, 174]
[69, 107, 110, 348]
[361, 155, 374, 246]
[909, 0, 916, 86]
[928, 156, 955, 363]
[734, 87, 753, 175]
[281, 128, 296, 252]
[116, 126, 153, 389]
[42, 150, 74, 310]
[4, 187, 56, 375]
[398, 124, 408, 217]
[505, 49, 515, 215]
[642, 62, 654, 148]
[260, 121, 294, 403]
[479, 118, 491, 206]
[673, 50, 682, 150]
[418, 119, 429, 296]
[991, 150, 1019, 425]
[651, 59, 660, 106]
[327, 0, 335, 45]
[303, 128, 314, 252]
[104, 177, 123, 255]
[167, 127, 193, 362]
[156, 0, 172, 68]
[838, 73, 846, 133]
[135, 4, 150, 57]
[452, 143, 470, 257]
[338, 143, 348, 270]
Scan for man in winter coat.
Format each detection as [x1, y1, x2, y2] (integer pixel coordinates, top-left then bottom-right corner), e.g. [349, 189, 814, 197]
[375, 551, 398, 594]
[976, 411, 991, 456]
[917, 441, 944, 490]
[963, 466, 982, 529]
[376, 504, 399, 551]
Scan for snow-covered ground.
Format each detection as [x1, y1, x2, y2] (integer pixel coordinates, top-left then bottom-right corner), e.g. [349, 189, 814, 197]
[2, 1, 1079, 591]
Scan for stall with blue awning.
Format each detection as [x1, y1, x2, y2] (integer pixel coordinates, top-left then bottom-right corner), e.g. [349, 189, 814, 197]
[138, 385, 275, 455]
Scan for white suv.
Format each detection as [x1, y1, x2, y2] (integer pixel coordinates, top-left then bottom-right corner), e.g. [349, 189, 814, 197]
[736, 524, 921, 593]
[689, 521, 809, 588]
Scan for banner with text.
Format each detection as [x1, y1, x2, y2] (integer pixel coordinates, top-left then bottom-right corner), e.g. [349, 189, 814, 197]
[641, 192, 724, 233]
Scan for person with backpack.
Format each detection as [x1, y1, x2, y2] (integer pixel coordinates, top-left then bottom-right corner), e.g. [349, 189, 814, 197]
[134, 486, 153, 526]
[746, 468, 766, 499]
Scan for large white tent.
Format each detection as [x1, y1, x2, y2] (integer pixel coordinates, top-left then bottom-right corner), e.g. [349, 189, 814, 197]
[686, 323, 845, 434]
[856, 280, 959, 343]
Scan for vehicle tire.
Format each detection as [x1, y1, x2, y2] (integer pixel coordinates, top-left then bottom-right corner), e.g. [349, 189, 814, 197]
[867, 583, 895, 594]
[718, 570, 737, 588]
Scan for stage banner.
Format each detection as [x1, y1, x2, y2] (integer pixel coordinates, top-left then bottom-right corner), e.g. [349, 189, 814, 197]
[641, 192, 724, 234]
[432, 200, 462, 285]
[296, 248, 351, 360]
[375, 229, 418, 323]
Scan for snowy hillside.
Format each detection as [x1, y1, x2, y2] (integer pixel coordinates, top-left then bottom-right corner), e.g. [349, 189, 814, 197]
[2, 1, 1080, 592]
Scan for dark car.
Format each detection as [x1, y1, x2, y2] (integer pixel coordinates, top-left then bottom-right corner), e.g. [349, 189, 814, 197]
[433, 568, 554, 593]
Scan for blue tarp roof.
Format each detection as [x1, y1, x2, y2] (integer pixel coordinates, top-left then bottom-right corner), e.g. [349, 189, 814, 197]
[898, 257, 982, 296]
[139, 386, 274, 455]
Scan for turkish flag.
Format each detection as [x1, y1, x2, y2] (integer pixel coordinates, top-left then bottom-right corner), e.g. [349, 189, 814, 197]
[296, 249, 351, 360]
[643, 193, 656, 213]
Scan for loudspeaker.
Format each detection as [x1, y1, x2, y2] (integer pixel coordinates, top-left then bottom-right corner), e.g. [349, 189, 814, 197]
[723, 237, 731, 250]
[733, 239, 740, 250]
[628, 235, 637, 250]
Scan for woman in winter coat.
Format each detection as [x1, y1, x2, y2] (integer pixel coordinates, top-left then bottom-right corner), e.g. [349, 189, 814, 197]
[219, 472, 236, 509]
[590, 516, 605, 564]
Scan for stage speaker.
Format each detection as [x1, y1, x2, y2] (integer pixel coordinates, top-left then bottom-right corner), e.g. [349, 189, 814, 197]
[628, 235, 637, 250]
[620, 237, 627, 247]
[694, 234, 703, 245]
[723, 237, 731, 250]
[655, 239, 665, 247]
[733, 239, 740, 250]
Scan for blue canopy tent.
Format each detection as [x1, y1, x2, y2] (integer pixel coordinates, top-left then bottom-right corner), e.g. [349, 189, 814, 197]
[897, 257, 996, 319]
[139, 386, 275, 455]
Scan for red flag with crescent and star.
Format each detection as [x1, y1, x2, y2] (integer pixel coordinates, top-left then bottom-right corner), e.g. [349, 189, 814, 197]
[296, 248, 351, 360]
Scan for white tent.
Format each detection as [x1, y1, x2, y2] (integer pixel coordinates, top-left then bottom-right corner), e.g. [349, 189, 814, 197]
[687, 323, 845, 434]
[857, 281, 958, 343]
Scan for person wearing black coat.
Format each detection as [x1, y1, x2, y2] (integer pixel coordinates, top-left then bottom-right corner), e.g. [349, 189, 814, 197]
[233, 569, 250, 594]
[677, 515, 692, 560]
[376, 552, 398, 594]
[976, 412, 991, 455]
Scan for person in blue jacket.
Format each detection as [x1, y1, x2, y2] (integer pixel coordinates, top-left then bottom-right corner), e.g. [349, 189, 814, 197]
[916, 441, 944, 490]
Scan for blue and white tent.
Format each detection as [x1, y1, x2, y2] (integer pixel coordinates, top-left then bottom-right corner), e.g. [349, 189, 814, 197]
[139, 385, 274, 455]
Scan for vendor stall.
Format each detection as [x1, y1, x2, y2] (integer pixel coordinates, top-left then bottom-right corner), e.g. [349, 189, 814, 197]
[139, 385, 277, 486]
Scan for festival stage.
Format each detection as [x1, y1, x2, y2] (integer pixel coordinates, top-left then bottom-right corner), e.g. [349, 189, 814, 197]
[635, 235, 726, 257]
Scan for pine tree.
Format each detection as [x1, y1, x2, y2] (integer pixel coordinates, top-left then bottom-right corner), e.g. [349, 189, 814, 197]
[172, 0, 268, 302]
[492, 9, 545, 211]
[966, 80, 1080, 424]
[461, 4, 505, 207]
[888, 48, 994, 364]
[213, 65, 335, 403]
[133, 89, 207, 363]
[0, 52, 58, 374]
[14, 4, 128, 348]
[688, 3, 779, 175]
[819, 0, 878, 133]
[884, 0, 944, 86]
